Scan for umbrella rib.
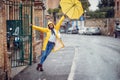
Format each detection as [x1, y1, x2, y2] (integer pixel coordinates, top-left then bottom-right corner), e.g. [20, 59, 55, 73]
[77, 5, 83, 15]
[76, 7, 79, 17]
[75, 4, 83, 14]
[64, 4, 76, 14]
[71, 0, 75, 4]
[75, 6, 81, 13]
[71, 7, 76, 19]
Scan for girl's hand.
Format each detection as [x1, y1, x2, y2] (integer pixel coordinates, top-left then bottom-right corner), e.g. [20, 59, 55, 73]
[29, 24, 32, 26]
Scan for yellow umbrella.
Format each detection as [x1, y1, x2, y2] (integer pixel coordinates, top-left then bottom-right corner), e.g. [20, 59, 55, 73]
[60, 0, 84, 19]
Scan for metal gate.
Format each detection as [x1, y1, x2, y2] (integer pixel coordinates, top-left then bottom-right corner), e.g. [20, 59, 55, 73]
[6, 1, 33, 67]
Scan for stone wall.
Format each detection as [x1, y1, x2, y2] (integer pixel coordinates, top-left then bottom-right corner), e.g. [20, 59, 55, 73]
[86, 18, 114, 36]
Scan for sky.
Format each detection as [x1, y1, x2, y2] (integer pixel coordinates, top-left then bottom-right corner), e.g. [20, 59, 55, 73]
[88, 0, 99, 11]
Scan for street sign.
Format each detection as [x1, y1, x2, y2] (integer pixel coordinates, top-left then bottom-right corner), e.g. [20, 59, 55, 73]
[80, 16, 85, 21]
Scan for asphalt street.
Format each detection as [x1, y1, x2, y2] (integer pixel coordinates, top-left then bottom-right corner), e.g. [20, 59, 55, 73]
[13, 34, 120, 80]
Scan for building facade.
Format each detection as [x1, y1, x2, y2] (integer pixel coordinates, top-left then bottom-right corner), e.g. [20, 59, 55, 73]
[47, 0, 60, 9]
[0, 1, 11, 79]
[115, 0, 120, 29]
[0, 0, 44, 79]
[115, 0, 120, 20]
[43, 0, 60, 24]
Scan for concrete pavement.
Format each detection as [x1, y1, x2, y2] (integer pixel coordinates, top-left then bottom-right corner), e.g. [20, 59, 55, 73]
[13, 46, 75, 80]
[13, 34, 120, 80]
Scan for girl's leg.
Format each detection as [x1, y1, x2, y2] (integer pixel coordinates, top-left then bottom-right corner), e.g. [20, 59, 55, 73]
[40, 42, 55, 64]
[37, 42, 55, 71]
[45, 42, 55, 57]
[36, 51, 46, 71]
[40, 51, 47, 64]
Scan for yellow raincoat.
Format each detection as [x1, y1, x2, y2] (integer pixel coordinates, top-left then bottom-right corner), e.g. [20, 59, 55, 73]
[32, 16, 65, 52]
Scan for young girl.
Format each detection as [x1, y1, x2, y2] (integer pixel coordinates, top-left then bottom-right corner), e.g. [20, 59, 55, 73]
[32, 16, 65, 71]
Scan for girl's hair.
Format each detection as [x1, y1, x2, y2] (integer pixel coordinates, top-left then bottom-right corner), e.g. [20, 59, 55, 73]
[48, 23, 54, 29]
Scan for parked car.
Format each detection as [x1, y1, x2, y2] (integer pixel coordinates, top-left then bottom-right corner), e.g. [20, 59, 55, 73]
[60, 24, 66, 33]
[85, 27, 92, 35]
[67, 27, 73, 34]
[85, 27, 101, 35]
[67, 26, 79, 34]
[72, 26, 79, 34]
[60, 27, 66, 33]
[113, 23, 120, 38]
[72, 29, 79, 34]
[60, 29, 66, 33]
[78, 27, 87, 35]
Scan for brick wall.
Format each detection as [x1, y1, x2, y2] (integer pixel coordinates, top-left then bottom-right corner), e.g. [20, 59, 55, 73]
[115, 0, 120, 19]
[0, 0, 44, 79]
[32, 6, 44, 62]
[0, 3, 11, 80]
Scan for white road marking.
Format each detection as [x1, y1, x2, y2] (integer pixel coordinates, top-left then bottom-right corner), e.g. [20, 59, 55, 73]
[38, 78, 41, 80]
[38, 78, 46, 80]
[67, 48, 78, 80]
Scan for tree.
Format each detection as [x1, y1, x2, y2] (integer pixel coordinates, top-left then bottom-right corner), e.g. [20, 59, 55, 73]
[87, 10, 106, 19]
[80, 0, 90, 11]
[47, 8, 53, 15]
[87, 0, 115, 19]
[47, 8, 59, 15]
[98, 0, 115, 18]
[47, 8, 60, 23]
[98, 0, 115, 8]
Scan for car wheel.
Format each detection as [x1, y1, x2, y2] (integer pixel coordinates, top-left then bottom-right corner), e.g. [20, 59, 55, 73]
[113, 33, 117, 38]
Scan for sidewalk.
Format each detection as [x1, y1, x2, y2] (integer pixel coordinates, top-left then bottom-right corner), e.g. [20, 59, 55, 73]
[11, 40, 42, 79]
[11, 66, 27, 78]
[13, 47, 75, 80]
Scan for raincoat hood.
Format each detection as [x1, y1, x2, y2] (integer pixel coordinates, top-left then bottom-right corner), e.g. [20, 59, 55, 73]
[47, 21, 55, 28]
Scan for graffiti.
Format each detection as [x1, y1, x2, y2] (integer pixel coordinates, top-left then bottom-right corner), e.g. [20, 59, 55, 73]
[13, 27, 19, 36]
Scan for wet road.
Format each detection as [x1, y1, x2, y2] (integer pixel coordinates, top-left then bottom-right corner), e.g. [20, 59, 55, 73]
[14, 34, 120, 80]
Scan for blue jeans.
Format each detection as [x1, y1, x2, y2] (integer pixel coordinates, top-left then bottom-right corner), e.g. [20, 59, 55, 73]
[40, 41, 55, 64]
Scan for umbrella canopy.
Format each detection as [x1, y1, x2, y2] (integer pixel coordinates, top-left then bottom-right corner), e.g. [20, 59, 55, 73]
[60, 0, 83, 19]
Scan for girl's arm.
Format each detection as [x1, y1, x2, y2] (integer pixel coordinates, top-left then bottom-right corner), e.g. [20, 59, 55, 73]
[55, 16, 65, 31]
[32, 25, 49, 33]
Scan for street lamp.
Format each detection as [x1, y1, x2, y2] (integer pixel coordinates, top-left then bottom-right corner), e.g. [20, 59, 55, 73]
[84, 10, 87, 19]
[84, 10, 87, 26]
